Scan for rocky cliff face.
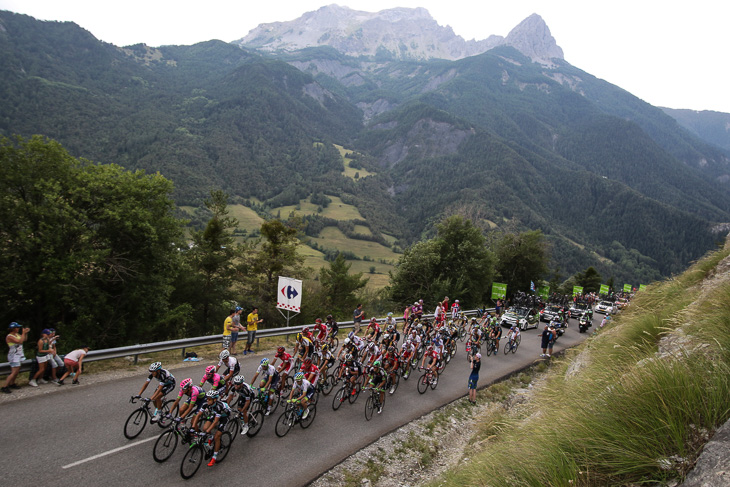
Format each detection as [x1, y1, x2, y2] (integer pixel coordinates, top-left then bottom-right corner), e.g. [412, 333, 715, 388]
[235, 4, 563, 63]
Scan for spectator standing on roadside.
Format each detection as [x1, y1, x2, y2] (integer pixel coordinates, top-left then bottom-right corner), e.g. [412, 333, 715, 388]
[467, 352, 481, 403]
[29, 329, 53, 387]
[244, 307, 263, 355]
[495, 299, 502, 316]
[58, 346, 89, 385]
[230, 307, 242, 355]
[222, 308, 235, 351]
[2, 322, 30, 394]
[47, 329, 63, 383]
[353, 304, 364, 334]
[540, 323, 554, 358]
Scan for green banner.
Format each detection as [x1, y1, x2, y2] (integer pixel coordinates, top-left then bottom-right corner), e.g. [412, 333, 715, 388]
[538, 286, 549, 300]
[573, 286, 584, 296]
[639, 284, 647, 292]
[623, 284, 632, 292]
[599, 284, 609, 295]
[491, 282, 507, 300]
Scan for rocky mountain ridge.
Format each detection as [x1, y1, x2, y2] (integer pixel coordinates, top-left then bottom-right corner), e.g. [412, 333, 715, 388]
[236, 4, 562, 63]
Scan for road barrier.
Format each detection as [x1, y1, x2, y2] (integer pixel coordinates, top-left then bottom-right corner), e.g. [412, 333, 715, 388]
[0, 309, 489, 376]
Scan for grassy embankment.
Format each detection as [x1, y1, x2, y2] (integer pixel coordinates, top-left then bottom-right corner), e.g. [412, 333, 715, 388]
[432, 243, 730, 486]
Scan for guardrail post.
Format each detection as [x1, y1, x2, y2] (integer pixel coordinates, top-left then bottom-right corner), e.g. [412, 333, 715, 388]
[134, 354, 138, 365]
[181, 347, 186, 360]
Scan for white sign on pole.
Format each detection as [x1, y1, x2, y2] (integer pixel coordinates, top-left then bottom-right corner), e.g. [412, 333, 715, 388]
[276, 276, 302, 312]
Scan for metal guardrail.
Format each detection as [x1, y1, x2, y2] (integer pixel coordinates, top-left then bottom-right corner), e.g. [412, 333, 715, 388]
[0, 309, 487, 376]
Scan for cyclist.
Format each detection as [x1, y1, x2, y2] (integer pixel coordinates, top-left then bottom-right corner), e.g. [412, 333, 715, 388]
[135, 362, 176, 422]
[317, 343, 335, 377]
[382, 346, 400, 390]
[506, 324, 521, 351]
[250, 358, 279, 415]
[400, 339, 416, 378]
[325, 314, 339, 346]
[432, 335, 445, 362]
[338, 353, 363, 394]
[272, 346, 293, 394]
[365, 317, 381, 342]
[293, 331, 313, 361]
[488, 320, 502, 354]
[300, 357, 321, 388]
[313, 318, 328, 346]
[193, 390, 231, 467]
[380, 332, 395, 351]
[384, 312, 397, 332]
[366, 360, 387, 414]
[387, 324, 401, 344]
[420, 344, 440, 376]
[199, 365, 226, 392]
[170, 378, 206, 423]
[287, 372, 315, 419]
[215, 350, 240, 392]
[227, 374, 255, 435]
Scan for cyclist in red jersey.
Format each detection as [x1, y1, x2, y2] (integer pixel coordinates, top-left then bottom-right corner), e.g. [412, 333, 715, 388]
[299, 358, 321, 387]
[272, 346, 293, 394]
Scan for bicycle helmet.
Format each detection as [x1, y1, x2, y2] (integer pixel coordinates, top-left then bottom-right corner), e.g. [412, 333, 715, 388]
[206, 390, 219, 399]
[9, 322, 21, 329]
[387, 325, 394, 332]
[373, 360, 381, 367]
[149, 362, 162, 372]
[180, 378, 192, 389]
[388, 346, 396, 353]
[260, 358, 269, 367]
[315, 318, 322, 323]
[326, 315, 333, 320]
[382, 333, 390, 342]
[233, 375, 245, 385]
[344, 337, 350, 345]
[302, 327, 310, 334]
[294, 372, 304, 381]
[296, 333, 302, 341]
[205, 365, 215, 375]
[387, 312, 393, 317]
[219, 350, 230, 360]
[321, 344, 330, 353]
[370, 317, 377, 323]
[427, 345, 434, 351]
[345, 353, 353, 362]
[303, 358, 312, 366]
[277, 346, 285, 354]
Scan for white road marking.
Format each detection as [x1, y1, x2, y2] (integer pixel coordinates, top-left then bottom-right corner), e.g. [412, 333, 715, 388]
[62, 436, 157, 469]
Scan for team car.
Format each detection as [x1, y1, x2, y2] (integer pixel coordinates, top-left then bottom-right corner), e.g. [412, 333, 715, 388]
[500, 307, 540, 331]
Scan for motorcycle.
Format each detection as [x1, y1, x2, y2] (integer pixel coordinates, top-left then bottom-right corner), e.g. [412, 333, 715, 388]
[578, 314, 591, 333]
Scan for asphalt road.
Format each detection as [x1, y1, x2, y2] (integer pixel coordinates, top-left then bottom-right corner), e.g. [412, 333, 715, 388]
[0, 317, 596, 487]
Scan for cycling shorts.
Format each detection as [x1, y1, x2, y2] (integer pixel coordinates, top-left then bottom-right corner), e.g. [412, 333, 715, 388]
[160, 380, 176, 396]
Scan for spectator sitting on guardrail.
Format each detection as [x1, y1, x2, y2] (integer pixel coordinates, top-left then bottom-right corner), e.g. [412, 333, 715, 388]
[29, 328, 53, 387]
[57, 346, 89, 385]
[2, 322, 30, 394]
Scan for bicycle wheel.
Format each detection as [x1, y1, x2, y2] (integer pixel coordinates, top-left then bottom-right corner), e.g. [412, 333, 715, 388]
[444, 349, 452, 364]
[247, 410, 265, 437]
[300, 404, 316, 429]
[153, 429, 178, 463]
[388, 373, 400, 394]
[451, 342, 458, 357]
[348, 381, 361, 404]
[180, 444, 203, 479]
[330, 336, 339, 349]
[269, 390, 281, 414]
[504, 340, 512, 355]
[321, 374, 335, 396]
[459, 327, 467, 341]
[513, 335, 521, 352]
[225, 416, 240, 439]
[275, 410, 293, 437]
[429, 370, 439, 390]
[486, 341, 493, 357]
[124, 408, 148, 439]
[216, 432, 232, 463]
[158, 399, 176, 428]
[364, 396, 375, 421]
[417, 373, 429, 394]
[332, 387, 347, 411]
[280, 376, 294, 398]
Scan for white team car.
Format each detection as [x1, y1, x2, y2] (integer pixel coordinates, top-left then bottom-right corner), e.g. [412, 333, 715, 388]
[594, 301, 614, 314]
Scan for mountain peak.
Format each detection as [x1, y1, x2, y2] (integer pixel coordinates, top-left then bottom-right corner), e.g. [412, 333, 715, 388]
[236, 7, 562, 62]
[505, 14, 564, 62]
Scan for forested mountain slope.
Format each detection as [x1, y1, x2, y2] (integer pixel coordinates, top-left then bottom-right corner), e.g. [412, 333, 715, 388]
[1, 10, 729, 285]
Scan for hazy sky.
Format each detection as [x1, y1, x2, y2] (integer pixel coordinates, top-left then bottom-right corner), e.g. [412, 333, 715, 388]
[1, 0, 728, 112]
